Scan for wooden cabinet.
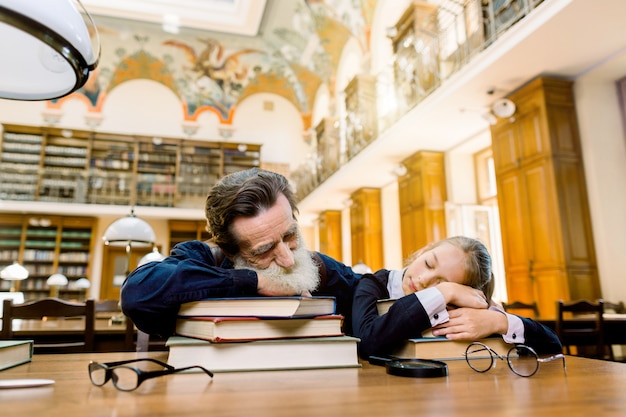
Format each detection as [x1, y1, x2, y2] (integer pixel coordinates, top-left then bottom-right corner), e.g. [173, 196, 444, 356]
[318, 210, 342, 262]
[0, 214, 96, 300]
[398, 151, 447, 261]
[349, 188, 383, 271]
[491, 77, 600, 318]
[0, 124, 261, 208]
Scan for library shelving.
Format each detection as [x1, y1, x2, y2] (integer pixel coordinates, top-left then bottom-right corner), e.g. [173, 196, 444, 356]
[0, 214, 96, 300]
[0, 124, 261, 208]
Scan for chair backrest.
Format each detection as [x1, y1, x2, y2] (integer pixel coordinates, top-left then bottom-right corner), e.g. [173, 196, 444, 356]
[502, 300, 540, 318]
[603, 300, 625, 314]
[555, 299, 606, 359]
[95, 299, 136, 351]
[1, 297, 95, 353]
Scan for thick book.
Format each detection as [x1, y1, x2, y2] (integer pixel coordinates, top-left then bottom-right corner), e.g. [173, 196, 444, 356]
[0, 340, 34, 371]
[392, 335, 510, 361]
[177, 296, 336, 318]
[166, 335, 361, 372]
[175, 315, 344, 342]
[376, 298, 397, 315]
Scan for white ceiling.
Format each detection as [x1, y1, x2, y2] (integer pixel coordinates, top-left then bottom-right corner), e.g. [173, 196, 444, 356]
[81, 0, 267, 36]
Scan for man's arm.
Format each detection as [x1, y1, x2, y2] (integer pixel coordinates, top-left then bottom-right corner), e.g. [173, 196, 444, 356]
[120, 240, 258, 336]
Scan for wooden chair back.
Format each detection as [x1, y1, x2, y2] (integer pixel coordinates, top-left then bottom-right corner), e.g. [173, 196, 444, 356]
[603, 300, 625, 314]
[95, 299, 136, 351]
[502, 300, 540, 318]
[1, 297, 95, 353]
[555, 299, 610, 360]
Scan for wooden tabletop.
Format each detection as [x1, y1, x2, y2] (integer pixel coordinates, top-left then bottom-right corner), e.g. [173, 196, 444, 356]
[1, 351, 625, 417]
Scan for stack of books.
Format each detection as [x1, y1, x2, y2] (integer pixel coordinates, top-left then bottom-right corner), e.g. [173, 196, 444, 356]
[167, 296, 361, 372]
[376, 298, 510, 360]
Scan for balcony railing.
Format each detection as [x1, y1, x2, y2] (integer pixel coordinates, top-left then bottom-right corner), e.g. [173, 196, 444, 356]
[292, 0, 545, 201]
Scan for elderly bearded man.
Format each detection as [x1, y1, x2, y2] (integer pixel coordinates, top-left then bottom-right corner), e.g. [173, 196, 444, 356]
[121, 168, 361, 337]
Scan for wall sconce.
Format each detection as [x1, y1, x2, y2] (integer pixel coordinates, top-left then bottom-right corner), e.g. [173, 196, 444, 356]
[0, 0, 100, 100]
[84, 112, 104, 130]
[0, 261, 29, 292]
[392, 164, 408, 177]
[182, 120, 200, 137]
[41, 108, 64, 126]
[47, 273, 68, 298]
[28, 217, 52, 227]
[218, 125, 236, 140]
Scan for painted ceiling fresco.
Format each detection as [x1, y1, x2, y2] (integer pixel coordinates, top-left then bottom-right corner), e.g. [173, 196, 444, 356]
[51, 0, 378, 130]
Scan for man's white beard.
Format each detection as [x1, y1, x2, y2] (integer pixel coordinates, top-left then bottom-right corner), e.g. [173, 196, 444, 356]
[233, 236, 320, 294]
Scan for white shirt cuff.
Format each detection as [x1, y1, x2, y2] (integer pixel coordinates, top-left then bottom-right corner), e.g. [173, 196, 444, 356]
[415, 287, 449, 326]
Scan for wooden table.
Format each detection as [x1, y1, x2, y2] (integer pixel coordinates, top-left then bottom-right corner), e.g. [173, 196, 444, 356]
[1, 351, 625, 417]
[9, 317, 134, 352]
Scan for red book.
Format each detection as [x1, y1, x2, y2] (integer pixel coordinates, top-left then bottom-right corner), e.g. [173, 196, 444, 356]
[175, 315, 344, 342]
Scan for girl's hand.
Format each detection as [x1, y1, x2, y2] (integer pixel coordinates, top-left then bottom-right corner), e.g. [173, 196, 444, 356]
[431, 308, 508, 340]
[435, 282, 488, 309]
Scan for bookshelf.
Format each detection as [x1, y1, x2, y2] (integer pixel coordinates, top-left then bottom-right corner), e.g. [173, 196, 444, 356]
[0, 124, 261, 208]
[168, 220, 210, 252]
[0, 214, 96, 300]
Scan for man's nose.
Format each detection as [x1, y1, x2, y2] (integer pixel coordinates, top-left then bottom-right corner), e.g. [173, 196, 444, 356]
[274, 241, 295, 268]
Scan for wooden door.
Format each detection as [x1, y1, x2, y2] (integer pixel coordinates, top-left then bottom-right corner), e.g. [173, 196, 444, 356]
[100, 245, 152, 301]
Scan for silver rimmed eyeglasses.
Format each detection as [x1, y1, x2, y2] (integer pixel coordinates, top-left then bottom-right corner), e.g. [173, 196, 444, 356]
[464, 342, 566, 377]
[88, 358, 213, 391]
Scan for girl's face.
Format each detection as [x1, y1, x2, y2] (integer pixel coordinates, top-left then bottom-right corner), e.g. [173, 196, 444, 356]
[402, 242, 467, 295]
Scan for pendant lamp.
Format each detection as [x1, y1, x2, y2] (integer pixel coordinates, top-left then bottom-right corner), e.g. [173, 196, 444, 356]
[0, 0, 100, 100]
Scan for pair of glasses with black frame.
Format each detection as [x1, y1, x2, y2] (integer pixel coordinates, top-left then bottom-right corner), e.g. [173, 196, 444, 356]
[88, 358, 213, 391]
[464, 342, 566, 377]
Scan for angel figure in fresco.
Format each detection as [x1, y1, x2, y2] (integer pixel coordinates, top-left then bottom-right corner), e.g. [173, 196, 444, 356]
[163, 38, 262, 97]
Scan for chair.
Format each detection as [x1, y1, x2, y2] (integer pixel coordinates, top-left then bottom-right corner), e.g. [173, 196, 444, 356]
[502, 300, 540, 318]
[1, 297, 95, 353]
[604, 300, 625, 314]
[95, 299, 136, 351]
[555, 299, 612, 360]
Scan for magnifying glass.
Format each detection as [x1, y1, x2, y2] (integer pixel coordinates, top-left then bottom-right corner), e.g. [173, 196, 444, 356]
[369, 356, 449, 378]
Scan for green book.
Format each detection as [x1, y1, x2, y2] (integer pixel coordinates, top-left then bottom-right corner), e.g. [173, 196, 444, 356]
[166, 335, 361, 372]
[0, 340, 34, 371]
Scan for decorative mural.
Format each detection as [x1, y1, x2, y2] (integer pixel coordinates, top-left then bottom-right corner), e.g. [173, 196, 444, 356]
[48, 0, 378, 130]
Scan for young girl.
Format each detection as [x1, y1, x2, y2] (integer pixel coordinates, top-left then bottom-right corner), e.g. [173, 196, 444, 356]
[351, 236, 562, 359]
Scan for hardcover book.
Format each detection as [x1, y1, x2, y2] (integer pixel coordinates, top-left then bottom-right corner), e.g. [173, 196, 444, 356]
[0, 339, 34, 371]
[175, 315, 344, 342]
[166, 335, 361, 372]
[177, 296, 336, 318]
[392, 335, 510, 361]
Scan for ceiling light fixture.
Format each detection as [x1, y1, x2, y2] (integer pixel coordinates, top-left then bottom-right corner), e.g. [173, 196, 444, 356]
[0, 0, 100, 100]
[491, 98, 516, 119]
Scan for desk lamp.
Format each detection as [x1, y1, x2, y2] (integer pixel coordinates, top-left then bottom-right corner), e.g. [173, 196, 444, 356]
[0, 0, 100, 100]
[47, 273, 69, 298]
[0, 261, 29, 292]
[103, 209, 156, 276]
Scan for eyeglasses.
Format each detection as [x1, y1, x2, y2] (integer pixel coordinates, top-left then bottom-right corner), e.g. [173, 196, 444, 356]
[464, 342, 566, 377]
[88, 358, 213, 391]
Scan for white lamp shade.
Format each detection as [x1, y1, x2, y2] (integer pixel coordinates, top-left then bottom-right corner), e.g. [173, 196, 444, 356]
[103, 213, 156, 248]
[0, 261, 29, 280]
[47, 273, 69, 286]
[137, 248, 166, 267]
[0, 0, 99, 100]
[75, 277, 91, 288]
[492, 99, 516, 118]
